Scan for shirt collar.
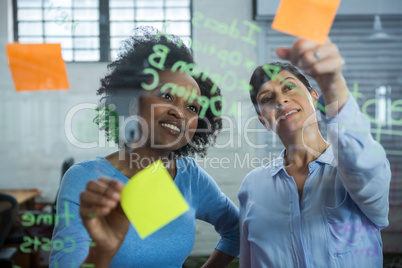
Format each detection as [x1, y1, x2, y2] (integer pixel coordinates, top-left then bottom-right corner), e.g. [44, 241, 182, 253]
[315, 144, 335, 165]
[269, 144, 335, 177]
[269, 150, 286, 177]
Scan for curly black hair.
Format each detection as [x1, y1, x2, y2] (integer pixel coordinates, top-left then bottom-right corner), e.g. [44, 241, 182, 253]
[94, 27, 223, 158]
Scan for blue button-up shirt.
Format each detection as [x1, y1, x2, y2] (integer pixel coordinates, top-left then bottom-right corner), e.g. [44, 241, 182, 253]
[238, 96, 390, 267]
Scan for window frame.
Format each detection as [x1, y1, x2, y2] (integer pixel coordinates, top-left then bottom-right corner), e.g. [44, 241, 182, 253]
[12, 0, 193, 62]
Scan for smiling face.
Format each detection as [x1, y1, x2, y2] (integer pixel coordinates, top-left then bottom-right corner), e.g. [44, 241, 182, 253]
[256, 70, 319, 136]
[138, 70, 201, 152]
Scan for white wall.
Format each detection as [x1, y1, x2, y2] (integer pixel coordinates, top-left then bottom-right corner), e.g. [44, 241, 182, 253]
[0, 0, 115, 202]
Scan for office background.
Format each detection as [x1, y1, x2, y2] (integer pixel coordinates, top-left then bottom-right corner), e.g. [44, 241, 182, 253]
[0, 0, 401, 259]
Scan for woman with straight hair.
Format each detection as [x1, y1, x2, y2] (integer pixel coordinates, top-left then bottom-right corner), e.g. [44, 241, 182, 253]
[239, 38, 390, 267]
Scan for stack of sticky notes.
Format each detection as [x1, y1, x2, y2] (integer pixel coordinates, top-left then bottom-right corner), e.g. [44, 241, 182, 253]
[121, 160, 189, 239]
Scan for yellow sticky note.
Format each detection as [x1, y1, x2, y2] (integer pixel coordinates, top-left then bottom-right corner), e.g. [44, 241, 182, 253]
[6, 43, 69, 91]
[272, 0, 341, 44]
[121, 160, 189, 239]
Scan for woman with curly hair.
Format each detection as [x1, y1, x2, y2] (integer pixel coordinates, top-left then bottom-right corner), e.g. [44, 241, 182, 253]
[50, 28, 239, 267]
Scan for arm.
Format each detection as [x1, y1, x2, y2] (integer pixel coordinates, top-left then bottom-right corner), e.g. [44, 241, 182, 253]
[79, 177, 129, 267]
[276, 38, 349, 118]
[201, 249, 235, 268]
[277, 38, 391, 228]
[50, 165, 96, 267]
[49, 165, 129, 267]
[321, 95, 391, 228]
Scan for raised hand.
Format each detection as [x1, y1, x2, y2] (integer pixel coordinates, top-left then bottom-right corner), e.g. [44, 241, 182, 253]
[276, 38, 349, 115]
[79, 177, 129, 266]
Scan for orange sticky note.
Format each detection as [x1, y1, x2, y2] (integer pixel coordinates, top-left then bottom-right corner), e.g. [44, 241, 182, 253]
[272, 0, 341, 44]
[6, 43, 69, 91]
[121, 160, 189, 239]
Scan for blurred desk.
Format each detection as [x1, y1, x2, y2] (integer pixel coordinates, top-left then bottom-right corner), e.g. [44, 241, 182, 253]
[0, 189, 41, 209]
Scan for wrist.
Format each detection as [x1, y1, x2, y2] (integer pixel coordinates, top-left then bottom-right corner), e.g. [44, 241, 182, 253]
[320, 76, 349, 117]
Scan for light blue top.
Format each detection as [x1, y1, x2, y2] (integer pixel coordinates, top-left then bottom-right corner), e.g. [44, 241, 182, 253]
[238, 96, 391, 268]
[50, 157, 239, 267]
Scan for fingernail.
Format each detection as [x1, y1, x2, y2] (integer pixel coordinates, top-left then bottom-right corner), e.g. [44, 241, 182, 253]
[112, 192, 120, 199]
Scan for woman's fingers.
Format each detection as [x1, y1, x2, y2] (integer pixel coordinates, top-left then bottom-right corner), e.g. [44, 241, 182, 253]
[275, 47, 292, 60]
[288, 39, 318, 66]
[302, 55, 345, 77]
[297, 43, 341, 72]
[80, 191, 116, 219]
[99, 178, 125, 194]
[275, 38, 343, 76]
[80, 177, 125, 219]
[80, 204, 111, 219]
[85, 178, 123, 200]
[80, 190, 118, 208]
